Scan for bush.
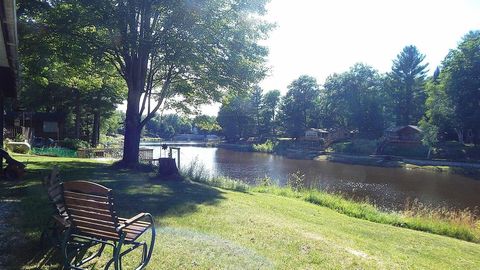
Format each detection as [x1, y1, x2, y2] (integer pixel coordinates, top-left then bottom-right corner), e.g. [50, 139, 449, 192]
[100, 135, 124, 147]
[286, 171, 305, 191]
[252, 139, 278, 153]
[31, 147, 77, 158]
[330, 139, 378, 155]
[433, 142, 480, 161]
[383, 144, 429, 158]
[61, 138, 90, 150]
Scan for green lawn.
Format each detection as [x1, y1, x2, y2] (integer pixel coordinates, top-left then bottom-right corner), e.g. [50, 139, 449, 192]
[1, 155, 480, 269]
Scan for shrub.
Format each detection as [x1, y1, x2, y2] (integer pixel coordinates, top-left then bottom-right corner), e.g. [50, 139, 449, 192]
[286, 171, 305, 191]
[383, 144, 429, 158]
[330, 139, 377, 155]
[252, 139, 278, 153]
[31, 147, 77, 158]
[61, 138, 90, 150]
[255, 176, 275, 187]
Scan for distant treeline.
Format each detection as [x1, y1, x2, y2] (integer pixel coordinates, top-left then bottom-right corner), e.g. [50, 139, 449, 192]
[217, 31, 480, 147]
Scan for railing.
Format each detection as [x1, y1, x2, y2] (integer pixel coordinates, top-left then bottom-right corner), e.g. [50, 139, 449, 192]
[77, 148, 153, 160]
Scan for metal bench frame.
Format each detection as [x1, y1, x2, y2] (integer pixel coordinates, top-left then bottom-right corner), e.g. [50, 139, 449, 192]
[60, 181, 155, 270]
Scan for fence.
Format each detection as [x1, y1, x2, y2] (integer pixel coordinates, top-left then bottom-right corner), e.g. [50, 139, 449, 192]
[77, 148, 153, 160]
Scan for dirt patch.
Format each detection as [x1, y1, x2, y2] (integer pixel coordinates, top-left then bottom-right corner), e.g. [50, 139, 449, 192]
[0, 199, 25, 269]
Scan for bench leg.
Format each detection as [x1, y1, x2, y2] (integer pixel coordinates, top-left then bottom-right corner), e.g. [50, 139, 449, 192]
[61, 227, 72, 269]
[104, 234, 125, 270]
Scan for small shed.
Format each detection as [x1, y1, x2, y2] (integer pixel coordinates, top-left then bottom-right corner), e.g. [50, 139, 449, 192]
[385, 125, 422, 143]
[5, 112, 67, 142]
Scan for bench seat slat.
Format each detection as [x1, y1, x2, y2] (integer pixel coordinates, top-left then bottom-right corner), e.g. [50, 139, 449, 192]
[76, 226, 143, 242]
[68, 208, 115, 223]
[74, 219, 117, 234]
[67, 204, 111, 214]
[70, 213, 116, 226]
[64, 196, 111, 210]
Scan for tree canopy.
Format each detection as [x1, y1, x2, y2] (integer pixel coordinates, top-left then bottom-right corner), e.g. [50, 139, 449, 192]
[18, 0, 127, 146]
[322, 63, 385, 138]
[423, 31, 480, 144]
[42, 0, 272, 164]
[278, 76, 320, 138]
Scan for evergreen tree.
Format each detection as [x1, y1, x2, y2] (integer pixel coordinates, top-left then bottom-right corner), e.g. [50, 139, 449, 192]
[388, 45, 429, 126]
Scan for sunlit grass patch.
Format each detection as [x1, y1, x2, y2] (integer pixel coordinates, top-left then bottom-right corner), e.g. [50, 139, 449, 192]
[252, 184, 480, 243]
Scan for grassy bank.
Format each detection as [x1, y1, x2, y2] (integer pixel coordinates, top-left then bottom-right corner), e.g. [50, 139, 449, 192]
[1, 155, 480, 269]
[182, 164, 480, 243]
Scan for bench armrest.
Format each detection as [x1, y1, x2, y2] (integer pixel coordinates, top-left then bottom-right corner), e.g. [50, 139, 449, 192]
[116, 212, 153, 232]
[52, 213, 70, 228]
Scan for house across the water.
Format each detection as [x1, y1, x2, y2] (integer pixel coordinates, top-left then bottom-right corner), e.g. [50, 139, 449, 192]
[304, 128, 352, 143]
[385, 125, 422, 143]
[304, 128, 329, 141]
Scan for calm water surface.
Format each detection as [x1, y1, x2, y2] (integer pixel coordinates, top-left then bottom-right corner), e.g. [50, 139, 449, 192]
[144, 144, 480, 211]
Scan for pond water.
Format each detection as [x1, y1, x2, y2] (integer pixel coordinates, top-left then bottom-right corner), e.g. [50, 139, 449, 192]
[142, 143, 480, 211]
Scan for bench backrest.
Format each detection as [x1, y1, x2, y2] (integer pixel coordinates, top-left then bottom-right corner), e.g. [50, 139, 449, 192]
[62, 181, 120, 239]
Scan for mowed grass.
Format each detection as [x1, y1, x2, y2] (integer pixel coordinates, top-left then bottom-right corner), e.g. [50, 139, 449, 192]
[1, 155, 480, 269]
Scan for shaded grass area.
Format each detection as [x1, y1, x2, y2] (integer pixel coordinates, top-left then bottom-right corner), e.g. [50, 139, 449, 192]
[1, 155, 480, 269]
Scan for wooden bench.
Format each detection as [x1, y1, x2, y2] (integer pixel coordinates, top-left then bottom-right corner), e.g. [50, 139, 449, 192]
[60, 181, 155, 270]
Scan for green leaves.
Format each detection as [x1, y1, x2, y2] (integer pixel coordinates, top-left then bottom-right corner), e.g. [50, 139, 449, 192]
[279, 76, 320, 138]
[322, 64, 385, 138]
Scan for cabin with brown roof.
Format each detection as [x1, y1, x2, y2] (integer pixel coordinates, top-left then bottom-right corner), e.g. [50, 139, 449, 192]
[385, 125, 422, 143]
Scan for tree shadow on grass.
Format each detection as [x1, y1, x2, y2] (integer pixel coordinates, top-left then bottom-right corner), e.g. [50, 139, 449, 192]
[9, 158, 226, 269]
[26, 159, 226, 217]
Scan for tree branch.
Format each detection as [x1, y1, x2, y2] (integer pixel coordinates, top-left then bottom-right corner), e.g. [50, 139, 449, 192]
[140, 64, 174, 127]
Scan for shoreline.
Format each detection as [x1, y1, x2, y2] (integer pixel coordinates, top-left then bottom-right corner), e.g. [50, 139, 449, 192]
[214, 143, 480, 178]
[317, 153, 480, 178]
[138, 141, 480, 178]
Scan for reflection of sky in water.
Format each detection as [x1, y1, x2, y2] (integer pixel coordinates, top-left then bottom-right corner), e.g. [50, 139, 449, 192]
[143, 144, 480, 211]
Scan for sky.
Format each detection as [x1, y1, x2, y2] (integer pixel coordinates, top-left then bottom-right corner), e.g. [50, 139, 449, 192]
[126, 0, 480, 116]
[258, 0, 480, 92]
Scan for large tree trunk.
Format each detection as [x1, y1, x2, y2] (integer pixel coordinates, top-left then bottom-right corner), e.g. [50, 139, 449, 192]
[454, 128, 464, 144]
[122, 85, 143, 166]
[475, 129, 480, 146]
[74, 90, 81, 139]
[0, 94, 4, 172]
[91, 111, 100, 147]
